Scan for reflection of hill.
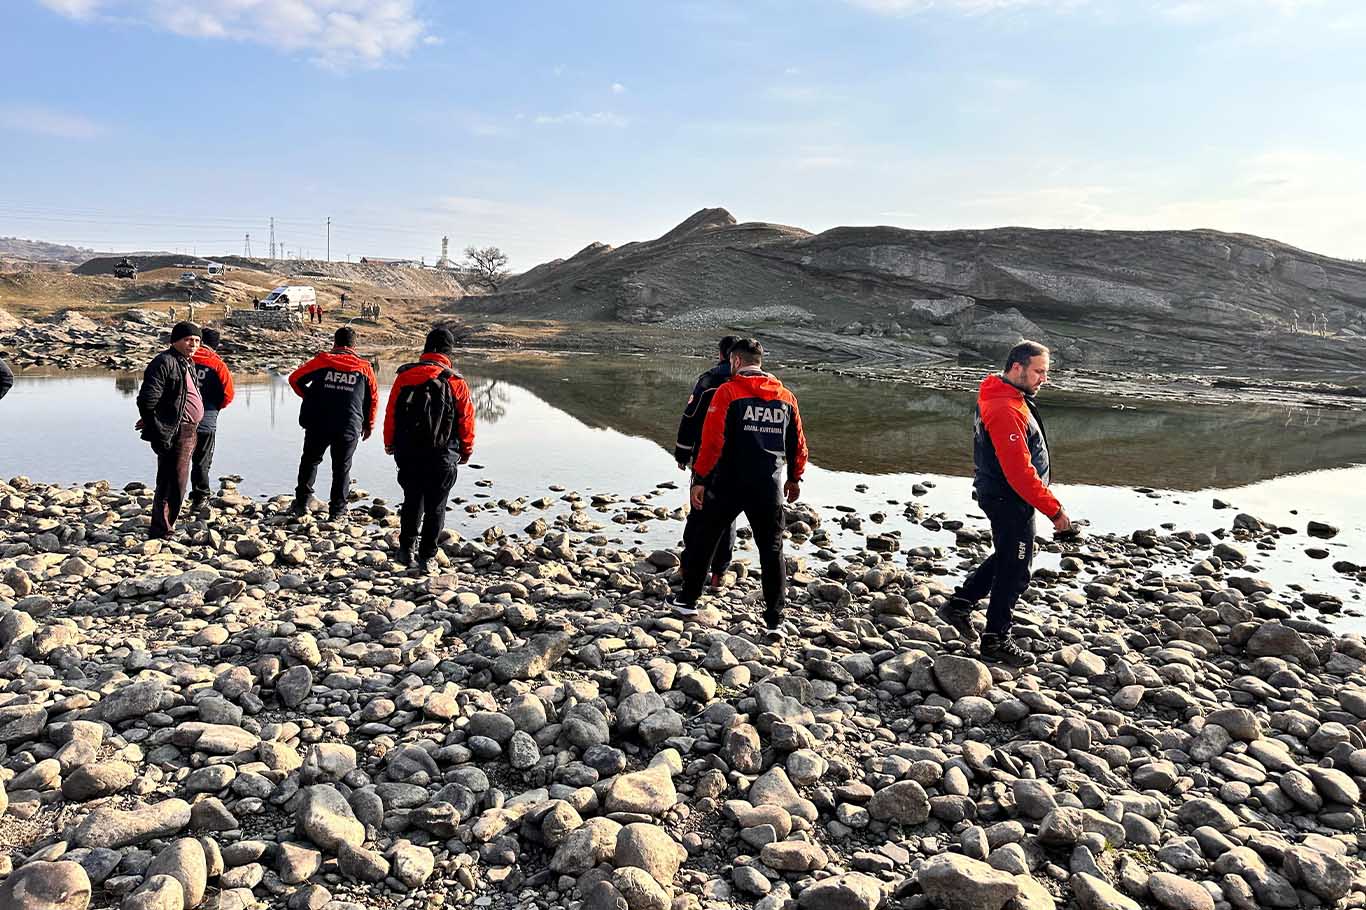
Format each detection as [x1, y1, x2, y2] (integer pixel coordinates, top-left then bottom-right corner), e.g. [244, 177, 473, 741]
[463, 355, 1366, 490]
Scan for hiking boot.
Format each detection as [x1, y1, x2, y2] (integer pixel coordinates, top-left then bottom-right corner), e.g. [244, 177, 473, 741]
[289, 499, 308, 518]
[938, 598, 979, 641]
[668, 596, 699, 618]
[980, 633, 1036, 668]
[329, 504, 346, 522]
[393, 546, 413, 568]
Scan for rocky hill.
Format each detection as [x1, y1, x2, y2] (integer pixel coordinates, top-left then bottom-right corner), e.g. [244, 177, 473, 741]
[473, 209, 1366, 370]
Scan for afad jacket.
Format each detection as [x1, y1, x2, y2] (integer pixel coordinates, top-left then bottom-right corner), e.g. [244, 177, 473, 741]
[191, 346, 235, 432]
[673, 359, 731, 468]
[288, 347, 378, 437]
[973, 373, 1062, 518]
[381, 352, 476, 461]
[693, 367, 808, 491]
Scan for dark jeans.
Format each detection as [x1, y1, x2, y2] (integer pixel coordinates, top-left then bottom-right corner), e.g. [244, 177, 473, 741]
[955, 492, 1036, 635]
[396, 453, 458, 559]
[191, 429, 216, 499]
[151, 423, 197, 539]
[296, 428, 359, 512]
[680, 485, 786, 610]
[682, 507, 736, 577]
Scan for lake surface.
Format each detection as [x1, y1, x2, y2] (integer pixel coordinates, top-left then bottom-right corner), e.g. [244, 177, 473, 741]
[3, 351, 1364, 622]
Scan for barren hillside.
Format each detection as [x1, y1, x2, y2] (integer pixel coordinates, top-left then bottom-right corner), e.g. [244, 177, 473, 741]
[470, 208, 1366, 369]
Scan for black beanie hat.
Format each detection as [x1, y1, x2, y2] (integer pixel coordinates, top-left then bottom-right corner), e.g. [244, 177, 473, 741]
[170, 321, 202, 342]
[201, 327, 221, 348]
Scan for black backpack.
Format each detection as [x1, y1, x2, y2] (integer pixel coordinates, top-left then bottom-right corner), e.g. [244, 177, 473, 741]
[393, 364, 457, 451]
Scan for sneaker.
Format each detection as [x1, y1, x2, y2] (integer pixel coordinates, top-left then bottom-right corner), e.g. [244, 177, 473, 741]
[763, 603, 783, 630]
[393, 547, 413, 568]
[188, 494, 207, 513]
[938, 598, 979, 641]
[328, 505, 345, 522]
[708, 572, 725, 590]
[420, 557, 439, 575]
[668, 596, 698, 618]
[289, 499, 308, 518]
[980, 633, 1036, 668]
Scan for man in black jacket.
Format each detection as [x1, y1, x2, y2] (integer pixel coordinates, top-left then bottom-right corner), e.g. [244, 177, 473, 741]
[675, 336, 738, 588]
[0, 356, 13, 401]
[136, 322, 204, 539]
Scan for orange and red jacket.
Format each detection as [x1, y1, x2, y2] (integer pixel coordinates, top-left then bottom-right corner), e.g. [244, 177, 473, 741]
[973, 373, 1061, 517]
[288, 346, 378, 437]
[191, 346, 235, 431]
[382, 352, 476, 459]
[694, 367, 807, 489]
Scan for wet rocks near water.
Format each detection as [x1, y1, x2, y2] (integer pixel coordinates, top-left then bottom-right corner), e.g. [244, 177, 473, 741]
[0, 477, 1364, 910]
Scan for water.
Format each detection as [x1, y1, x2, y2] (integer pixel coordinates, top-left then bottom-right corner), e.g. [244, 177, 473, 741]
[3, 352, 1364, 623]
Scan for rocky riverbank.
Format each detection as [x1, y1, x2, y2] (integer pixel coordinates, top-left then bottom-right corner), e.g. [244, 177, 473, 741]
[1, 476, 1365, 910]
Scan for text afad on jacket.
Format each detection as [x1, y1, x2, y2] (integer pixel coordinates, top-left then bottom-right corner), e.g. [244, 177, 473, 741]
[323, 370, 360, 387]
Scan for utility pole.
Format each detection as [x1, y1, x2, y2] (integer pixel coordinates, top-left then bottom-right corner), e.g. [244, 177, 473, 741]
[326, 217, 331, 262]
[269, 217, 276, 260]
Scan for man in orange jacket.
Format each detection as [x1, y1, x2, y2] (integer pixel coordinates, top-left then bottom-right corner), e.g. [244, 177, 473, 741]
[189, 327, 235, 511]
[383, 328, 476, 571]
[939, 340, 1075, 668]
[671, 338, 807, 631]
[287, 326, 378, 520]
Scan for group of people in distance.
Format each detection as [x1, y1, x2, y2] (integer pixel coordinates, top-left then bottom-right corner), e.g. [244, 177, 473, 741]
[135, 323, 476, 573]
[132, 321, 1067, 664]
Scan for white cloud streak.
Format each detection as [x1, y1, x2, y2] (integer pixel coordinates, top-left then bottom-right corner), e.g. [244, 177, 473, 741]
[0, 103, 104, 139]
[38, 0, 429, 68]
[533, 111, 628, 127]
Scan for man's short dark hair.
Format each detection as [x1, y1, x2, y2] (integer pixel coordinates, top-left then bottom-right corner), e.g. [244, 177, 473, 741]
[1004, 340, 1048, 372]
[719, 335, 739, 357]
[201, 327, 221, 349]
[334, 327, 356, 348]
[425, 327, 456, 355]
[729, 337, 764, 365]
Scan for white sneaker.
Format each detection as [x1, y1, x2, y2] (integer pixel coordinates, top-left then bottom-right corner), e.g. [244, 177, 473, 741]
[668, 596, 698, 618]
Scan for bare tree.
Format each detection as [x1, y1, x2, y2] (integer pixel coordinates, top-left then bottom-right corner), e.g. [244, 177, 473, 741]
[463, 245, 511, 291]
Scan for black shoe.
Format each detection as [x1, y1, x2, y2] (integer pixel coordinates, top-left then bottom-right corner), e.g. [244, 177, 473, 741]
[188, 495, 207, 514]
[938, 598, 979, 641]
[289, 499, 308, 518]
[980, 633, 1036, 668]
[667, 596, 699, 618]
[763, 603, 783, 630]
[393, 547, 413, 567]
[329, 508, 344, 522]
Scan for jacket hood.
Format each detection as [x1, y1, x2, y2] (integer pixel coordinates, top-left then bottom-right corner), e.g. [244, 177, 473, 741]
[419, 352, 454, 368]
[732, 368, 783, 396]
[979, 373, 1026, 402]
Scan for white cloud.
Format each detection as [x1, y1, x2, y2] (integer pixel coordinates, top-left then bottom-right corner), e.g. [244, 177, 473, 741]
[0, 104, 104, 139]
[38, 0, 429, 68]
[533, 111, 628, 127]
[611, 82, 627, 94]
[848, 0, 1085, 13]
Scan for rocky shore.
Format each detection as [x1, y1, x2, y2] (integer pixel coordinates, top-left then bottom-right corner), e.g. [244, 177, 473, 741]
[1, 475, 1365, 910]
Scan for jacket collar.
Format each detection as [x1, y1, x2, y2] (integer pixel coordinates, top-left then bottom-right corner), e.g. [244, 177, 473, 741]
[331, 346, 358, 356]
[419, 352, 453, 368]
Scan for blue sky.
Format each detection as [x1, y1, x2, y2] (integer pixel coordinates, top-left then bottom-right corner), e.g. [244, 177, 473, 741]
[2, 0, 1364, 267]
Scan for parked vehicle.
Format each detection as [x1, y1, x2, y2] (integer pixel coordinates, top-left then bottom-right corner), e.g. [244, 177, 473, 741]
[258, 285, 316, 311]
[179, 272, 197, 285]
[113, 257, 137, 279]
[205, 262, 225, 276]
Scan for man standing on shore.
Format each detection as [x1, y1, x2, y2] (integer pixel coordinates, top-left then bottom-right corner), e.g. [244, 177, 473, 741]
[288, 326, 378, 520]
[383, 328, 476, 572]
[0, 356, 13, 401]
[939, 340, 1073, 668]
[674, 336, 738, 588]
[189, 327, 235, 511]
[136, 321, 204, 539]
[671, 338, 807, 632]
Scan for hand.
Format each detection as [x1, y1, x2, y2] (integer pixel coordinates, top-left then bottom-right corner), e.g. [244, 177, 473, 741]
[784, 481, 800, 503]
[690, 484, 705, 510]
[134, 418, 144, 431]
[459, 452, 471, 464]
[384, 445, 394, 456]
[677, 461, 688, 471]
[1052, 509, 1073, 533]
[362, 429, 372, 441]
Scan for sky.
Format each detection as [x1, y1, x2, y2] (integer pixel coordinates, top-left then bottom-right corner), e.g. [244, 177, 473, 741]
[2, 0, 1365, 268]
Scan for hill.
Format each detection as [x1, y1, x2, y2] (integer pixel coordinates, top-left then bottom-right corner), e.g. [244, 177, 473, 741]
[0, 236, 97, 265]
[470, 208, 1366, 370]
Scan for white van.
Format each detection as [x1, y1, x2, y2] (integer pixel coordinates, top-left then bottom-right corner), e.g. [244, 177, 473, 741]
[259, 285, 316, 311]
[205, 262, 225, 276]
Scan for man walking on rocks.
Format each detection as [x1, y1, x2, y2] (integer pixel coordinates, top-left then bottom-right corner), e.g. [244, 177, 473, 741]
[383, 328, 476, 571]
[136, 321, 204, 539]
[288, 326, 378, 520]
[939, 340, 1073, 668]
[674, 335, 738, 588]
[189, 327, 235, 512]
[672, 338, 807, 631]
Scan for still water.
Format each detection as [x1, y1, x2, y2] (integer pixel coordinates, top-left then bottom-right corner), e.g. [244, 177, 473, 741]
[2, 352, 1364, 617]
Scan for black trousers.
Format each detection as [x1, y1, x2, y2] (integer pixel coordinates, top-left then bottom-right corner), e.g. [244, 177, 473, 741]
[191, 429, 217, 498]
[296, 429, 359, 512]
[682, 507, 736, 577]
[396, 454, 458, 559]
[151, 423, 197, 539]
[680, 485, 786, 610]
[955, 492, 1036, 635]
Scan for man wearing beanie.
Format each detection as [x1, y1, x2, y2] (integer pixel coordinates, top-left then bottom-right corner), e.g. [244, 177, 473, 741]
[382, 327, 475, 572]
[136, 321, 204, 538]
[190, 327, 236, 511]
[288, 326, 378, 520]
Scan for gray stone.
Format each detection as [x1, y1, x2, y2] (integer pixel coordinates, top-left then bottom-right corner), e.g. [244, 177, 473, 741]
[918, 854, 1018, 910]
[797, 872, 883, 910]
[297, 785, 364, 853]
[0, 861, 92, 910]
[145, 839, 207, 909]
[72, 799, 192, 849]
